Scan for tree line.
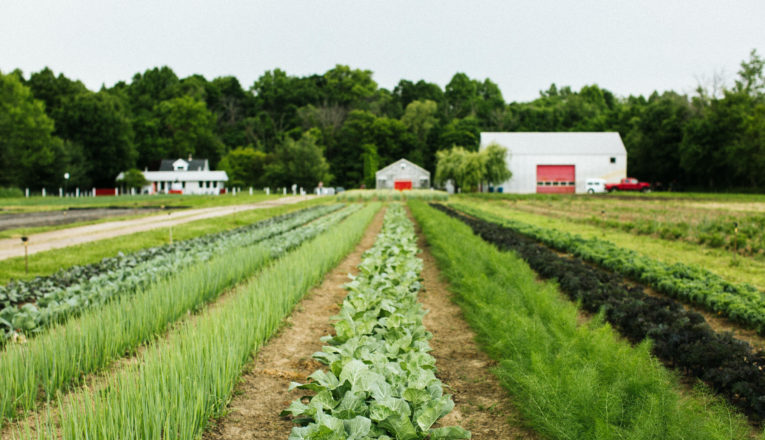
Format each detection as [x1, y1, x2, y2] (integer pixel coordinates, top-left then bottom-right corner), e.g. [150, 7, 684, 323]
[1, 49, 763, 192]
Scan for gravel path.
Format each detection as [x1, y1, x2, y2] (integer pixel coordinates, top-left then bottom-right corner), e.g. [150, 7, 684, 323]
[0, 196, 316, 261]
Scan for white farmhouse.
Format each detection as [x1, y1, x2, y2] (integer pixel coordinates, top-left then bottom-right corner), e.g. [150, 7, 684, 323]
[116, 158, 229, 195]
[375, 159, 430, 190]
[479, 132, 627, 194]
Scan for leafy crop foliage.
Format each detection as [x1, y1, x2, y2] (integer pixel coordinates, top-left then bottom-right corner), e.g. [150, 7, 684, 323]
[436, 203, 765, 422]
[0, 205, 361, 426]
[0, 204, 342, 342]
[284, 204, 469, 440]
[452, 202, 765, 335]
[337, 190, 448, 202]
[18, 203, 382, 439]
[410, 201, 752, 439]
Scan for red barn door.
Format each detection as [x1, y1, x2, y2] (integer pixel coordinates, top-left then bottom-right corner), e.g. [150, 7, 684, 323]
[536, 165, 575, 194]
[394, 180, 412, 190]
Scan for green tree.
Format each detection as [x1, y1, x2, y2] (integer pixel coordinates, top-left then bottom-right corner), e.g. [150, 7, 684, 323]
[445, 73, 479, 119]
[55, 90, 137, 187]
[401, 99, 438, 144]
[438, 117, 480, 151]
[0, 71, 66, 189]
[323, 65, 377, 108]
[266, 130, 331, 189]
[117, 168, 149, 190]
[154, 96, 225, 165]
[434, 146, 469, 190]
[217, 147, 268, 188]
[361, 143, 379, 188]
[481, 143, 512, 185]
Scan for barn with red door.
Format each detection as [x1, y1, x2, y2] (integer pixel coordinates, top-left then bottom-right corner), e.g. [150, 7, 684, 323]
[479, 132, 627, 194]
[375, 159, 430, 190]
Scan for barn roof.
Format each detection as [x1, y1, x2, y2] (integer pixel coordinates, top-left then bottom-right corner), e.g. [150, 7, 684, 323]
[480, 132, 627, 156]
[376, 158, 430, 177]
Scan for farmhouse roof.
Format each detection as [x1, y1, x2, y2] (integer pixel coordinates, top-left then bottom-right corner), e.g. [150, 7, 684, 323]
[376, 158, 430, 177]
[158, 158, 209, 171]
[116, 170, 228, 182]
[480, 132, 627, 156]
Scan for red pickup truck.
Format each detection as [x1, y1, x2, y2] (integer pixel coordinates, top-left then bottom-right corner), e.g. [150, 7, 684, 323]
[605, 178, 651, 192]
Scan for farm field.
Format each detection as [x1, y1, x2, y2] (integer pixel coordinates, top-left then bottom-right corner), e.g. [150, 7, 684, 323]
[457, 196, 765, 291]
[466, 193, 765, 257]
[0, 196, 323, 284]
[2, 194, 765, 439]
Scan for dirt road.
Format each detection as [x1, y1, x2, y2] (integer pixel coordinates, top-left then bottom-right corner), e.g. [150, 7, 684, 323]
[0, 196, 316, 261]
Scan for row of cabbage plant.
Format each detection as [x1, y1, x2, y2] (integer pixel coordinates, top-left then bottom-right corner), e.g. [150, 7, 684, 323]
[0, 204, 342, 342]
[284, 204, 470, 440]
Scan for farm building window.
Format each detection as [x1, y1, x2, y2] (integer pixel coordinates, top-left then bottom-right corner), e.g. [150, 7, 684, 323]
[568, 181, 575, 186]
[610, 157, 616, 164]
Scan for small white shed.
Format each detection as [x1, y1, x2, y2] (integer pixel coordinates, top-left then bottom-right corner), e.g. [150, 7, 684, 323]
[375, 159, 430, 190]
[479, 132, 627, 194]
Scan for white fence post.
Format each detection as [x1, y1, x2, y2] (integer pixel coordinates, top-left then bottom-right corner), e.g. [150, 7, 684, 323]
[265, 187, 270, 195]
[115, 188, 119, 196]
[25, 188, 29, 198]
[249, 187, 253, 195]
[76, 187, 80, 197]
[59, 188, 63, 197]
[92, 187, 96, 197]
[42, 188, 46, 197]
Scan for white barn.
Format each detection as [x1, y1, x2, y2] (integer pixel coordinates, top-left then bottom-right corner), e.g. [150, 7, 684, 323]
[375, 159, 430, 190]
[117, 158, 229, 195]
[479, 132, 627, 194]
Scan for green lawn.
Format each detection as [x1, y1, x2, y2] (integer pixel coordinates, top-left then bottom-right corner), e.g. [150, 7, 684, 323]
[455, 197, 765, 291]
[0, 197, 327, 284]
[0, 192, 279, 213]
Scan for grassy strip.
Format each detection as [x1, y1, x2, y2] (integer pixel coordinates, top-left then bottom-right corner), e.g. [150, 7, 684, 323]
[285, 204, 468, 439]
[0, 197, 326, 284]
[31, 203, 381, 439]
[452, 201, 765, 334]
[0, 205, 360, 427]
[409, 200, 753, 440]
[454, 198, 765, 291]
[0, 193, 278, 212]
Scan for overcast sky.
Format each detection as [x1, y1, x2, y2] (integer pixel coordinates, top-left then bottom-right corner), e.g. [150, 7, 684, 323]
[1, 0, 763, 102]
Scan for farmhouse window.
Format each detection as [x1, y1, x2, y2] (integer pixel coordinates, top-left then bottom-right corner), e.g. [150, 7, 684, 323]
[610, 157, 616, 163]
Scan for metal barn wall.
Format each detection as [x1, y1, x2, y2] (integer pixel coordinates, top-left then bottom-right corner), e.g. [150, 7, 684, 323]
[495, 153, 626, 194]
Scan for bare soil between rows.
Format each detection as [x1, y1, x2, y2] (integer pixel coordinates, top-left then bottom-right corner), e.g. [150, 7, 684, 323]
[203, 206, 537, 439]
